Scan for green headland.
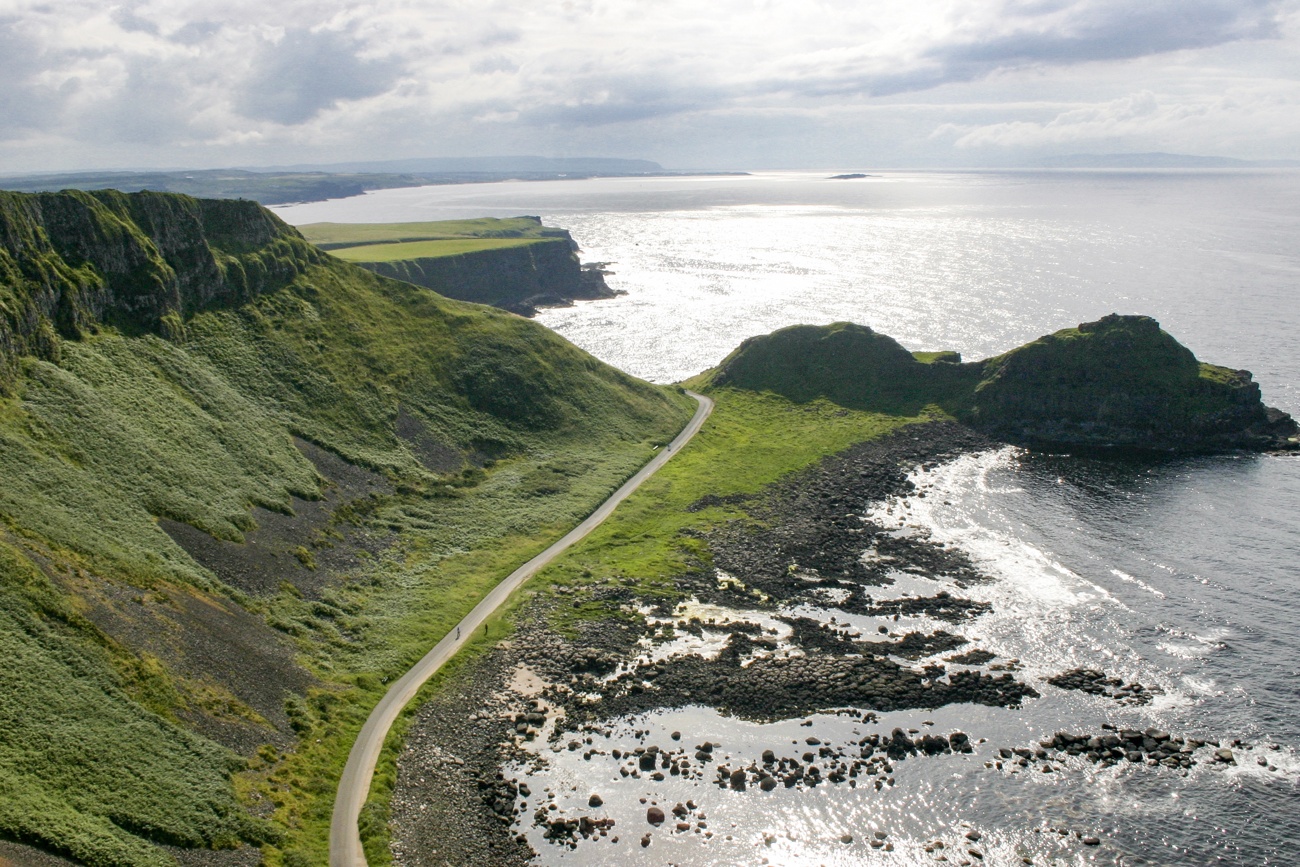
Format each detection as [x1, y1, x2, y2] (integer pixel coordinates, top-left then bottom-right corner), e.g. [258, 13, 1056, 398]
[299, 217, 618, 316]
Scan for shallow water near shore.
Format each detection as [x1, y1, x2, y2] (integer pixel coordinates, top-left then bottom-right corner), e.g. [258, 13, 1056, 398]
[503, 449, 1300, 865]
[276, 172, 1300, 864]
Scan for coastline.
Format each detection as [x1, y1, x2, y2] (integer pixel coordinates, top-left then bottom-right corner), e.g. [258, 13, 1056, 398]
[385, 421, 1014, 862]
[384, 416, 1259, 864]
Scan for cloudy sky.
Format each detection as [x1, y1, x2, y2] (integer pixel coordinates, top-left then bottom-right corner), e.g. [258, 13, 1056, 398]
[2, 0, 1299, 172]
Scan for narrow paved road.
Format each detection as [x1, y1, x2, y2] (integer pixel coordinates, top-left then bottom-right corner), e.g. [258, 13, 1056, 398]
[330, 391, 713, 866]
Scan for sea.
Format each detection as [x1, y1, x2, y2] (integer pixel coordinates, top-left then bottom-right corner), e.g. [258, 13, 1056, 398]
[275, 171, 1300, 866]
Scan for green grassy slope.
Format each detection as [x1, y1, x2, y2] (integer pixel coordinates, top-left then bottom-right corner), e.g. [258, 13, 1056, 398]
[329, 238, 551, 262]
[298, 217, 565, 250]
[0, 190, 692, 865]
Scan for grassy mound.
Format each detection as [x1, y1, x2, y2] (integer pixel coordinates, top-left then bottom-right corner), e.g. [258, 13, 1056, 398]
[0, 191, 691, 864]
[710, 322, 977, 417]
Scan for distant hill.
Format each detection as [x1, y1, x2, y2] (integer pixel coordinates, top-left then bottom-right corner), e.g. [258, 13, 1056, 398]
[1036, 152, 1300, 169]
[0, 156, 672, 206]
[259, 155, 664, 174]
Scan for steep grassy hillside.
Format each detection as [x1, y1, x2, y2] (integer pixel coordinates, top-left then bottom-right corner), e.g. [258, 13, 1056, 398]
[0, 190, 692, 865]
[705, 316, 1297, 452]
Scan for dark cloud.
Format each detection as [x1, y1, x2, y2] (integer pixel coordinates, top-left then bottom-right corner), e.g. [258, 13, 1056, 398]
[931, 0, 1281, 73]
[794, 0, 1286, 98]
[169, 21, 222, 45]
[234, 28, 402, 125]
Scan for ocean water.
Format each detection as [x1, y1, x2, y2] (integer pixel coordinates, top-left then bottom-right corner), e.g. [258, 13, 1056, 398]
[275, 172, 1300, 864]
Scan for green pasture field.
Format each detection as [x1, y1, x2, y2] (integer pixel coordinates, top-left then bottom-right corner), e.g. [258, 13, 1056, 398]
[328, 237, 551, 262]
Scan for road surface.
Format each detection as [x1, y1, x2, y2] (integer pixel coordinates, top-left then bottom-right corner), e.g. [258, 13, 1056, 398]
[329, 390, 714, 865]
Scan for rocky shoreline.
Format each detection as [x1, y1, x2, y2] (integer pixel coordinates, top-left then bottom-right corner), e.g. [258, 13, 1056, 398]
[388, 421, 1255, 865]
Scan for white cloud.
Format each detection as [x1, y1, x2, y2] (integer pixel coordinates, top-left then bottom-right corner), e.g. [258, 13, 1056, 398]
[0, 0, 1295, 168]
[933, 84, 1300, 151]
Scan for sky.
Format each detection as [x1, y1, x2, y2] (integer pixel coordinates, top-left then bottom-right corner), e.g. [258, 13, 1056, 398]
[2, 0, 1299, 172]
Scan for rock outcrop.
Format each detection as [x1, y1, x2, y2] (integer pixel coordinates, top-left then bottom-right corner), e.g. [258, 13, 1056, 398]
[968, 314, 1295, 451]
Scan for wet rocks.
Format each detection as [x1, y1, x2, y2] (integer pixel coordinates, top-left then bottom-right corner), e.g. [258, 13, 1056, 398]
[1046, 668, 1162, 705]
[1015, 726, 1216, 770]
[646, 806, 665, 826]
[702, 424, 998, 608]
[947, 649, 996, 665]
[589, 639, 1038, 724]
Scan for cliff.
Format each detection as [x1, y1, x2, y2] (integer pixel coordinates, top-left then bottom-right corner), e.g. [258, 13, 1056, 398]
[706, 315, 1298, 453]
[353, 236, 618, 316]
[0, 189, 323, 393]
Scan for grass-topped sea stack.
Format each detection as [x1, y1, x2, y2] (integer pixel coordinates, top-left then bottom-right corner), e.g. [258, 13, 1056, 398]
[707, 315, 1297, 453]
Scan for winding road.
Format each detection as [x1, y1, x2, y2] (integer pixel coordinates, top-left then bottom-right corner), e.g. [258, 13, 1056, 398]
[330, 390, 714, 866]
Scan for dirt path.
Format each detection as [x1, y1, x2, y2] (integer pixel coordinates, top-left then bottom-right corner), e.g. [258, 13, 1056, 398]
[330, 391, 714, 866]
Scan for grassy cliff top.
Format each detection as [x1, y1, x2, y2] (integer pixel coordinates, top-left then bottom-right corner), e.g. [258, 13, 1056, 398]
[298, 216, 567, 250]
[329, 236, 554, 262]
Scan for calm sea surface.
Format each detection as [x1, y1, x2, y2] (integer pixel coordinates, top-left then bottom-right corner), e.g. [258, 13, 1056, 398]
[276, 172, 1300, 865]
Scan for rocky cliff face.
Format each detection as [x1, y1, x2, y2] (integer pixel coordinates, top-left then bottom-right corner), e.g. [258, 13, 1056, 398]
[355, 237, 617, 316]
[0, 189, 322, 393]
